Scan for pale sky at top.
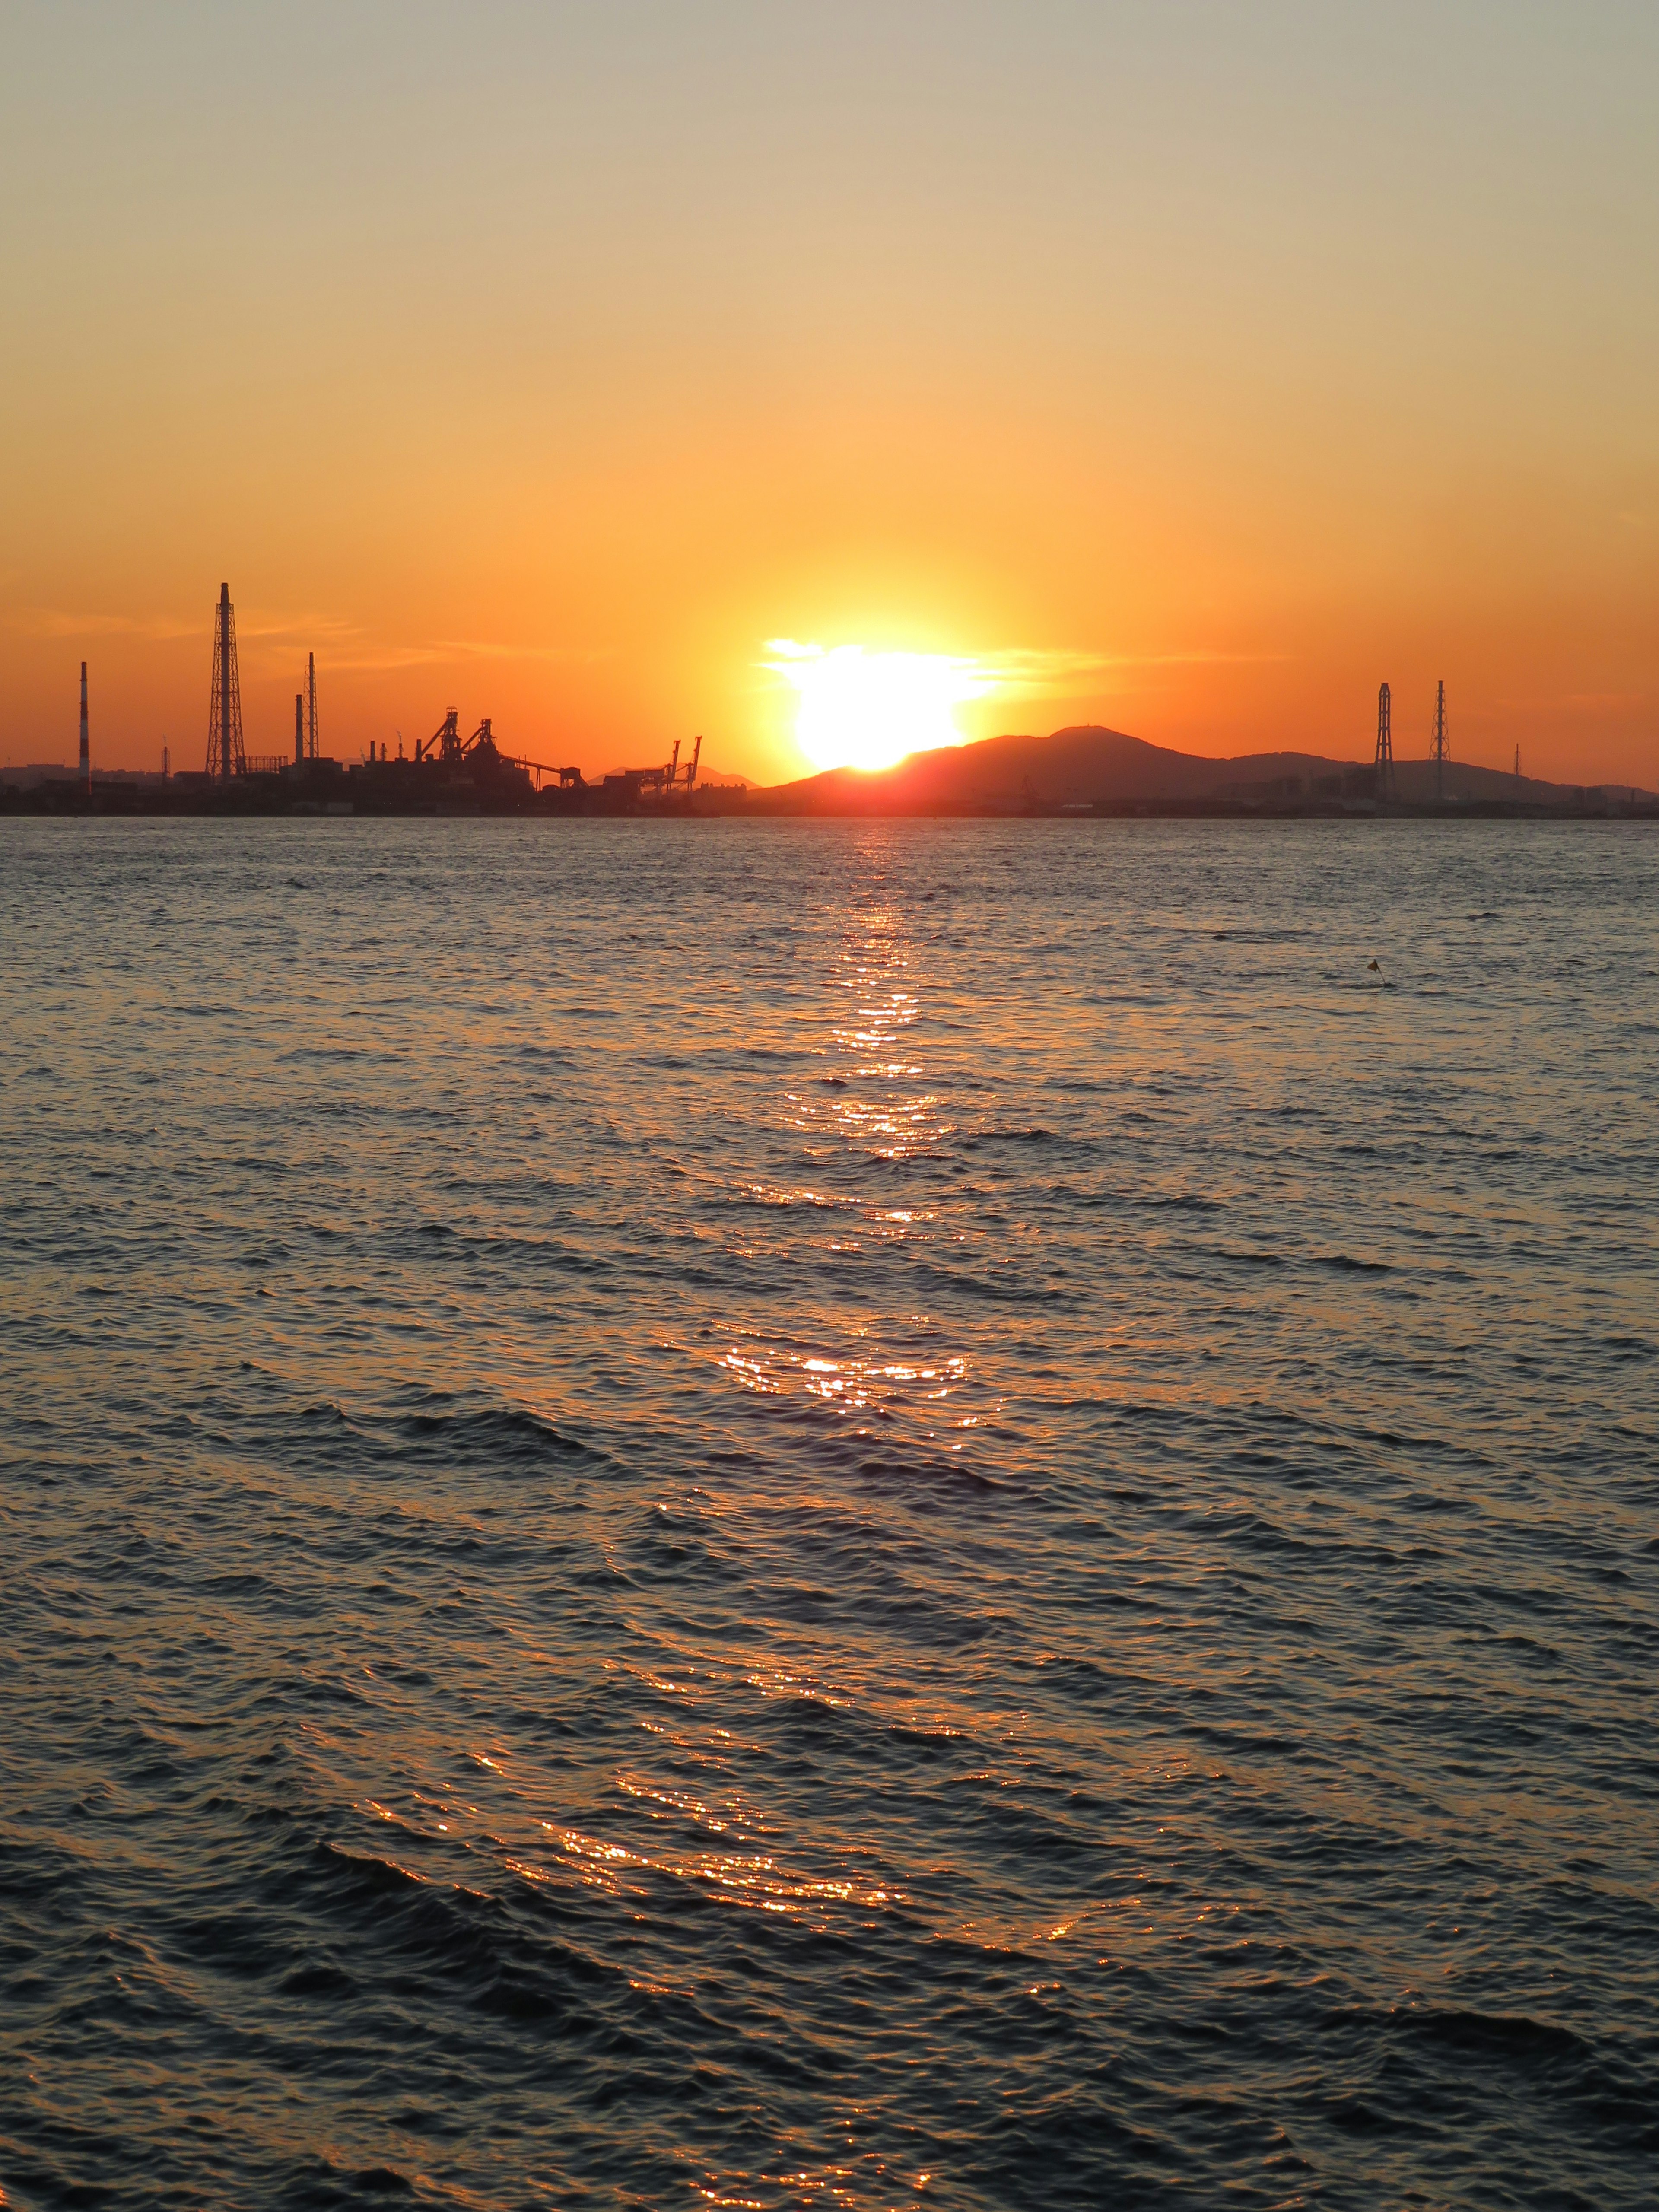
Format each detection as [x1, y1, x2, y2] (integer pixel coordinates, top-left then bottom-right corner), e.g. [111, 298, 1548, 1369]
[2, 2, 1656, 781]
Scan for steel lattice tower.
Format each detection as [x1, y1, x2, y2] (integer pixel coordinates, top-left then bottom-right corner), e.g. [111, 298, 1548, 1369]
[206, 582, 247, 779]
[1374, 680, 1395, 800]
[1429, 678, 1449, 803]
[306, 651, 319, 760]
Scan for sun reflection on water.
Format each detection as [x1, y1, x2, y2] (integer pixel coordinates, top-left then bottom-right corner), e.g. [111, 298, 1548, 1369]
[705, 892, 1000, 1457]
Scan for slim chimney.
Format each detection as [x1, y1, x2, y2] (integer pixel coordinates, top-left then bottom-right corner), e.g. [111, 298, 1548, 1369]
[79, 662, 90, 793]
[295, 693, 305, 767]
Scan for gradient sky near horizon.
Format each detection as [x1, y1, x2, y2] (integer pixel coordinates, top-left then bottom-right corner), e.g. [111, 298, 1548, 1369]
[3, 2, 1656, 785]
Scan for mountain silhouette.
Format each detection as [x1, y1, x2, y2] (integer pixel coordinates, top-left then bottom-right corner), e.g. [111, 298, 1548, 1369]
[750, 725, 1626, 812]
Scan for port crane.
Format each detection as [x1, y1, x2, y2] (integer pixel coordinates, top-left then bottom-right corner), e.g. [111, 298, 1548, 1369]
[601, 734, 703, 798]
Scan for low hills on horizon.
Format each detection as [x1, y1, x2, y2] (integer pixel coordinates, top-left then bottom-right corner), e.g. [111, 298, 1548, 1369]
[749, 725, 1649, 814]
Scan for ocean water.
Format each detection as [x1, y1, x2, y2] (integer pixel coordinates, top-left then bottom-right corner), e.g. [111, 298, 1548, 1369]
[0, 816, 1654, 2212]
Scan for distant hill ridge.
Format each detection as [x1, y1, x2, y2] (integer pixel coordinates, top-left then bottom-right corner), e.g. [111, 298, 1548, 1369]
[754, 725, 1644, 812]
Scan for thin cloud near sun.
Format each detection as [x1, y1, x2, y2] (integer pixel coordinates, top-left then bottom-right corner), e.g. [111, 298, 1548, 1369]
[760, 639, 1283, 774]
[763, 641, 996, 773]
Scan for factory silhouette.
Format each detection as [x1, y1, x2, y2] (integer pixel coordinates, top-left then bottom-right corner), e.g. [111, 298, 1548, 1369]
[197, 580, 701, 812]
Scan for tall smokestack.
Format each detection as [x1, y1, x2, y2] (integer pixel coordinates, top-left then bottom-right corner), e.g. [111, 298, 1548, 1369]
[295, 693, 305, 767]
[79, 662, 89, 793]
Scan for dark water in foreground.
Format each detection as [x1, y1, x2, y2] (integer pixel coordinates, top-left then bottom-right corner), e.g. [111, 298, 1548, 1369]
[1, 818, 1654, 2210]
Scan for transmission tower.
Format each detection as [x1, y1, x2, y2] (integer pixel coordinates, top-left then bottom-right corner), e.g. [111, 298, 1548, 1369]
[1429, 678, 1449, 803]
[1374, 680, 1395, 801]
[206, 582, 247, 779]
[306, 651, 319, 759]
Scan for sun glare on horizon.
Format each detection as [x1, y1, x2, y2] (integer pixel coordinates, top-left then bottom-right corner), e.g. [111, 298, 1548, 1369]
[766, 641, 996, 773]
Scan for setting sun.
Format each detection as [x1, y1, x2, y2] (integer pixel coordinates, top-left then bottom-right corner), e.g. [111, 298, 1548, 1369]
[766, 641, 996, 774]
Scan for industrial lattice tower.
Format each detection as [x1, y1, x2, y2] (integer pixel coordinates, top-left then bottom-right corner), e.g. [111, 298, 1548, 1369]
[206, 582, 247, 779]
[1374, 681, 1395, 801]
[306, 651, 319, 759]
[1429, 678, 1449, 803]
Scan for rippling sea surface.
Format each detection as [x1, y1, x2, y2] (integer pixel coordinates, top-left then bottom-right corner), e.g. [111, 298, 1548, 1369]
[1, 817, 1655, 2211]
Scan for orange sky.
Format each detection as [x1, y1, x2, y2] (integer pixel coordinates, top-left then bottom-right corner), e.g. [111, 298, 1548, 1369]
[3, 3, 1656, 786]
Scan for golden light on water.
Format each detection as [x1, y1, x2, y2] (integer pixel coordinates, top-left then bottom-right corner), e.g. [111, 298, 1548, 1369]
[766, 641, 996, 773]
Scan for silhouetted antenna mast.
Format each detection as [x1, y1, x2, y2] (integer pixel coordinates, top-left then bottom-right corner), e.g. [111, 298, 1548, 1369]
[206, 582, 246, 779]
[306, 651, 319, 760]
[1374, 681, 1395, 801]
[1429, 678, 1449, 803]
[79, 661, 90, 795]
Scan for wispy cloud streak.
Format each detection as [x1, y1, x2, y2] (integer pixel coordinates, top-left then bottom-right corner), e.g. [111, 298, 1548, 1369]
[981, 646, 1286, 690]
[756, 640, 1287, 701]
[3, 603, 605, 674]
[2, 607, 200, 642]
